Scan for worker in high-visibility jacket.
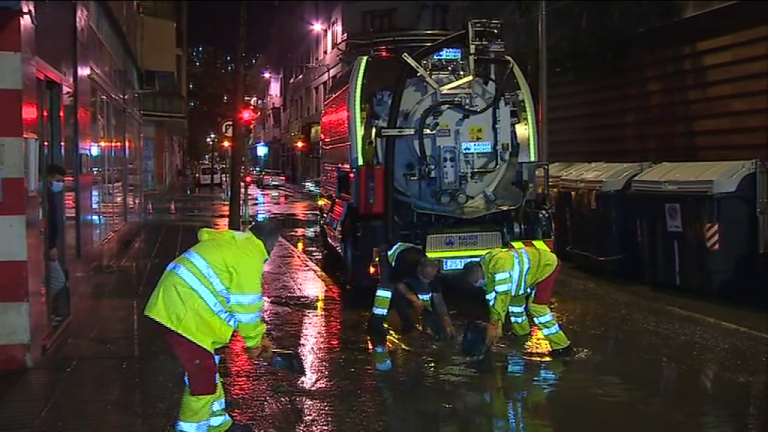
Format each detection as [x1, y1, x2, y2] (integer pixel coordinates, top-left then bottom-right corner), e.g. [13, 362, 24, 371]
[369, 242, 456, 340]
[462, 247, 574, 358]
[144, 221, 282, 432]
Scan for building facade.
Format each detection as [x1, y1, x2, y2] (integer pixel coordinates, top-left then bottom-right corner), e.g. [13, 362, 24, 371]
[138, 1, 186, 190]
[0, 0, 183, 375]
[254, 1, 459, 182]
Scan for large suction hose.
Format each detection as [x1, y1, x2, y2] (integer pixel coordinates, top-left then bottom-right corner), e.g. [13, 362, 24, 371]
[384, 30, 470, 242]
[385, 27, 506, 241]
[415, 59, 513, 173]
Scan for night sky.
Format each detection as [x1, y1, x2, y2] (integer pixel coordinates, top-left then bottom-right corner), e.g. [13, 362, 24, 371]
[188, 1, 278, 55]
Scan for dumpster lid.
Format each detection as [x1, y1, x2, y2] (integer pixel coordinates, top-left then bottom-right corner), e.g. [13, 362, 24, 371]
[548, 162, 591, 179]
[560, 162, 651, 192]
[535, 162, 593, 184]
[631, 160, 757, 194]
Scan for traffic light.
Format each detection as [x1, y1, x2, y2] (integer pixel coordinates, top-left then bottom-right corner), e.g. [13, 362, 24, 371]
[295, 140, 306, 149]
[240, 108, 256, 122]
[222, 140, 231, 148]
[243, 175, 253, 184]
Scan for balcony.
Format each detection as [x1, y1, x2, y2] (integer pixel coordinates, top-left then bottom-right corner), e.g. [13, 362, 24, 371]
[140, 93, 186, 119]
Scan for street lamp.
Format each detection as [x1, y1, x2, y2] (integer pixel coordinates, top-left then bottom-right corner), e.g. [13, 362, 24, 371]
[311, 22, 324, 32]
[262, 71, 271, 79]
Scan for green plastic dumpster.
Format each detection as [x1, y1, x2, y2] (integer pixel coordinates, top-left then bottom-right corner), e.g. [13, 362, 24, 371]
[545, 163, 594, 257]
[630, 160, 762, 297]
[559, 162, 652, 278]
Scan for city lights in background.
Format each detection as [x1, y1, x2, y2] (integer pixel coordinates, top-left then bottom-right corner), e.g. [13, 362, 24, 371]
[262, 71, 271, 79]
[256, 142, 268, 157]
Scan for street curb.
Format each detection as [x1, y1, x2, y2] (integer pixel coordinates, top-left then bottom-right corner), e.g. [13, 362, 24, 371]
[278, 237, 339, 291]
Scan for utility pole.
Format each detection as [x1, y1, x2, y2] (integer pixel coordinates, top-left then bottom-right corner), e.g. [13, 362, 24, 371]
[228, 0, 247, 229]
[537, 0, 549, 162]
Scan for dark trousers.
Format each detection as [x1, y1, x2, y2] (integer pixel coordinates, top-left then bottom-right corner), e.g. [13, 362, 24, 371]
[391, 289, 446, 338]
[165, 329, 218, 396]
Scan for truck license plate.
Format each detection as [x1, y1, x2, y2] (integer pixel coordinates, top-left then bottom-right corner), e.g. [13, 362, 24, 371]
[442, 257, 480, 271]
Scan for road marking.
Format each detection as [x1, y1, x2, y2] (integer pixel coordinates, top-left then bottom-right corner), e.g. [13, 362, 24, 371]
[660, 304, 768, 339]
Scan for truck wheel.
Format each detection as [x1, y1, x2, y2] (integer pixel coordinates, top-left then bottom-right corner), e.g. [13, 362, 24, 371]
[341, 217, 373, 291]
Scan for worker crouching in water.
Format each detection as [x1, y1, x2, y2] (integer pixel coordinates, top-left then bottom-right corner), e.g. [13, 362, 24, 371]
[463, 246, 574, 357]
[368, 243, 456, 344]
[144, 221, 282, 432]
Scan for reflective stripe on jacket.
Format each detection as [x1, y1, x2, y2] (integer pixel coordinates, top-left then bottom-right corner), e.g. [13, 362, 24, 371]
[386, 242, 419, 266]
[481, 247, 559, 322]
[145, 228, 269, 351]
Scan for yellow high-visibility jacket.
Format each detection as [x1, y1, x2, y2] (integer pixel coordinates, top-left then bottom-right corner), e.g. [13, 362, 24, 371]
[481, 247, 558, 324]
[145, 228, 269, 352]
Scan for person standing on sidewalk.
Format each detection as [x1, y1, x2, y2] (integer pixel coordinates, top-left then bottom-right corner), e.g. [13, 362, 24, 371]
[145, 221, 282, 432]
[462, 247, 574, 357]
[44, 164, 69, 325]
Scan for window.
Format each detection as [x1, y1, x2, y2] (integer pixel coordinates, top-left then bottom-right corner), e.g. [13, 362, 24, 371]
[154, 71, 176, 91]
[331, 20, 340, 47]
[363, 10, 394, 33]
[337, 170, 352, 196]
[432, 5, 449, 30]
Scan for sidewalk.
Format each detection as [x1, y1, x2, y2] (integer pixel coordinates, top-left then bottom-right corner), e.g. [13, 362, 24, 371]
[0, 222, 195, 431]
[558, 264, 768, 336]
[0, 219, 340, 431]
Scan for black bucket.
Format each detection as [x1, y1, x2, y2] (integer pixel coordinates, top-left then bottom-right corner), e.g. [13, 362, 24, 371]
[271, 349, 305, 374]
[461, 321, 488, 357]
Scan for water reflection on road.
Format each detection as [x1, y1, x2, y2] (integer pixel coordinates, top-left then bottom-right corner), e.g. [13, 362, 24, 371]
[166, 185, 766, 431]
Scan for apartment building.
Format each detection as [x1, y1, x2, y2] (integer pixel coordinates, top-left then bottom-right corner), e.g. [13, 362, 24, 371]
[137, 1, 187, 190]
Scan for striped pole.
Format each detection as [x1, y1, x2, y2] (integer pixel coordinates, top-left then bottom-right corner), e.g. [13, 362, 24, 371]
[0, 7, 32, 374]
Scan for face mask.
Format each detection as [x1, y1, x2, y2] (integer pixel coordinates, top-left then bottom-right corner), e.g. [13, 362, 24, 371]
[474, 279, 487, 288]
[51, 181, 64, 193]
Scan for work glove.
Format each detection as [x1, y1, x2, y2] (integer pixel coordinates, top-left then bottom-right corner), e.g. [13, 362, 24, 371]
[485, 321, 502, 346]
[246, 336, 274, 361]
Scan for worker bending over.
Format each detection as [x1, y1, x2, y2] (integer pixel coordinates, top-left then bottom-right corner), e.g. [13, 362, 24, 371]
[369, 242, 456, 341]
[463, 246, 574, 357]
[145, 221, 282, 432]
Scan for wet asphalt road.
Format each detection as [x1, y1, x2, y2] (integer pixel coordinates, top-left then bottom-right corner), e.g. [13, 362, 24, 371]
[140, 184, 768, 432]
[2, 184, 764, 431]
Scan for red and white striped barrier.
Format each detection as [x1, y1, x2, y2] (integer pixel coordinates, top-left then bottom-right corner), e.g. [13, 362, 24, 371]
[0, 10, 32, 374]
[704, 223, 720, 251]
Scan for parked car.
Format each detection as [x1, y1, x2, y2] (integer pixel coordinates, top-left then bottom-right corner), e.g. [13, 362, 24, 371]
[196, 164, 222, 187]
[256, 170, 286, 188]
[303, 178, 320, 194]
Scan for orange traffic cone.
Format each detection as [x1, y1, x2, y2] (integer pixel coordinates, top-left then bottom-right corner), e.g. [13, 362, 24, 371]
[169, 200, 177, 214]
[147, 202, 153, 214]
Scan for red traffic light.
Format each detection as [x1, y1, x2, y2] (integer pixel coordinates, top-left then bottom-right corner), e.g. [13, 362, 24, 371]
[295, 140, 305, 149]
[240, 108, 256, 122]
[244, 175, 253, 184]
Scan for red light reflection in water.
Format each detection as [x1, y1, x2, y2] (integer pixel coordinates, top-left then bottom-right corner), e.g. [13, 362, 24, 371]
[295, 252, 341, 430]
[223, 244, 342, 429]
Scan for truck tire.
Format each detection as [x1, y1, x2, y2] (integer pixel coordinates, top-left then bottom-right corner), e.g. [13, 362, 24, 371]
[341, 216, 367, 288]
[342, 217, 387, 291]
